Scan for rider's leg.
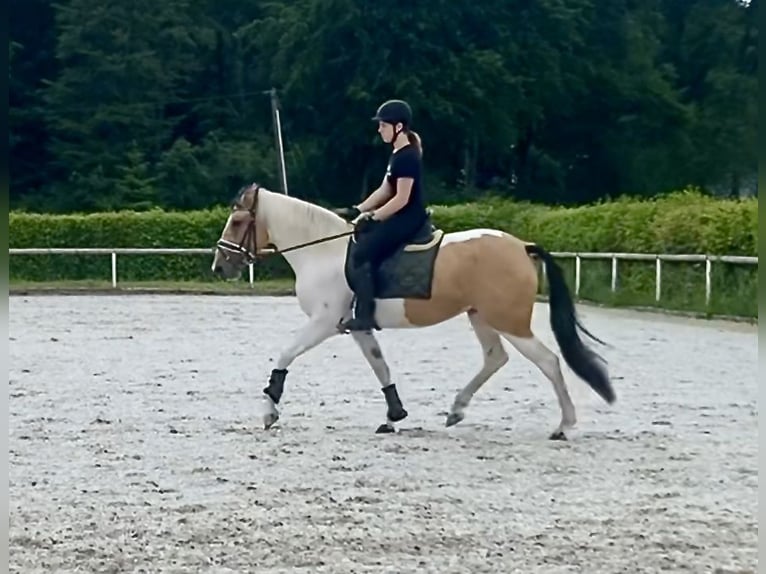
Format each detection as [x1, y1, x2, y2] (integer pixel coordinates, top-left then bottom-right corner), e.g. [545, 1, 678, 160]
[344, 260, 379, 331]
[341, 217, 424, 332]
[340, 227, 389, 332]
[341, 257, 380, 331]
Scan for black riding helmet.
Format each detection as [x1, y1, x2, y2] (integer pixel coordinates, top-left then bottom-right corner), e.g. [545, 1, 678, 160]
[371, 99, 412, 127]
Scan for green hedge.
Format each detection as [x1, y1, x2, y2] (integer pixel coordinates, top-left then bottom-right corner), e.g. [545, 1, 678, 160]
[432, 189, 757, 255]
[9, 188, 757, 317]
[433, 189, 757, 318]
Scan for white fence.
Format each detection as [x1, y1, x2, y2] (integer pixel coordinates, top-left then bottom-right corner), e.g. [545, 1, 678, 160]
[547, 251, 756, 306]
[9, 248, 758, 306]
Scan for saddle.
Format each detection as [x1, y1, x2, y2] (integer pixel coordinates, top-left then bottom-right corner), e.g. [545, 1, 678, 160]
[344, 216, 445, 299]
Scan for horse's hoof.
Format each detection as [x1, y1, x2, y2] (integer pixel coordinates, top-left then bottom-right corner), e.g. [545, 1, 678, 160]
[263, 412, 280, 430]
[375, 423, 396, 434]
[549, 430, 567, 441]
[445, 412, 464, 427]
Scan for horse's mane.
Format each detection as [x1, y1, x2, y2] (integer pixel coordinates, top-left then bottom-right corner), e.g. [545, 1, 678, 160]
[237, 185, 351, 239]
[267, 191, 352, 236]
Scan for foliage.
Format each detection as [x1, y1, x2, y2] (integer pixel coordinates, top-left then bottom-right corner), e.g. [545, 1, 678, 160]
[432, 188, 757, 255]
[10, 0, 757, 213]
[10, 189, 757, 283]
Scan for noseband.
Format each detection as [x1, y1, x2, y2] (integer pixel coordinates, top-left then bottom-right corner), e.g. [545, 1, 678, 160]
[215, 184, 261, 264]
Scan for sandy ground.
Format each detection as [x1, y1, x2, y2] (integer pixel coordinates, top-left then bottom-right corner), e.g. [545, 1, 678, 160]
[9, 295, 758, 573]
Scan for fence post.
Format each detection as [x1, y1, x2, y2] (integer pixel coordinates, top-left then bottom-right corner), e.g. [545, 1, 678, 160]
[611, 256, 617, 292]
[655, 257, 661, 302]
[249, 263, 254, 287]
[575, 255, 581, 296]
[705, 257, 712, 307]
[111, 252, 117, 288]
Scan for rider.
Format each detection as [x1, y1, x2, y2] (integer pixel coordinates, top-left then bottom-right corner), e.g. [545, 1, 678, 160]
[337, 99, 430, 332]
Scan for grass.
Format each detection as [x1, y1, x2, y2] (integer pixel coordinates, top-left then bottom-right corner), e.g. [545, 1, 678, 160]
[543, 258, 757, 321]
[10, 278, 296, 296]
[10, 258, 757, 322]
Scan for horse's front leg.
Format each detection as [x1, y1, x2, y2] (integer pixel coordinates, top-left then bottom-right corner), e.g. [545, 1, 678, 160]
[261, 316, 339, 429]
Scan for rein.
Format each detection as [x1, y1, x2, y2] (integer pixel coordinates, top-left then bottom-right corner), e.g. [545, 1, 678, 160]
[215, 184, 356, 263]
[260, 229, 356, 256]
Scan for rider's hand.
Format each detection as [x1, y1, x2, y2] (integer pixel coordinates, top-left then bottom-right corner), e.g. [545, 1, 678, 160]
[352, 210, 375, 231]
[333, 206, 361, 221]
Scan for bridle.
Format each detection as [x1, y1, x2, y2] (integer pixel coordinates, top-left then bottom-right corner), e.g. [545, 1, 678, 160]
[215, 183, 356, 265]
[215, 184, 262, 265]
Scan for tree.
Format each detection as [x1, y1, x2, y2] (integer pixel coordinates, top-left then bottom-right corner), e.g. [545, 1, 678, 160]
[43, 0, 210, 210]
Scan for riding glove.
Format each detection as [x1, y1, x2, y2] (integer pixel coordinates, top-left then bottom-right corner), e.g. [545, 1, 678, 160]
[352, 211, 376, 232]
[333, 206, 361, 221]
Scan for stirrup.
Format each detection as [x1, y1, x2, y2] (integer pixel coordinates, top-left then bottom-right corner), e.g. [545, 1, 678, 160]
[338, 303, 379, 331]
[338, 316, 379, 332]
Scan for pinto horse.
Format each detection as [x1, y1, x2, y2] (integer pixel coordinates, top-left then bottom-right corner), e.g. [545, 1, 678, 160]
[211, 183, 615, 439]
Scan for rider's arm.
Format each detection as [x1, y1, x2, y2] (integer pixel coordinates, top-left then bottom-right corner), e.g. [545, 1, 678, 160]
[373, 177, 412, 220]
[372, 151, 419, 220]
[356, 174, 393, 212]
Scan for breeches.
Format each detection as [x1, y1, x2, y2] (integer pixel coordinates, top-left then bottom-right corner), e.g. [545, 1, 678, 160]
[351, 215, 426, 268]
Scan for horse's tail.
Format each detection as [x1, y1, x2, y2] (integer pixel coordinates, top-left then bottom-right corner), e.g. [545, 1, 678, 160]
[525, 243, 616, 404]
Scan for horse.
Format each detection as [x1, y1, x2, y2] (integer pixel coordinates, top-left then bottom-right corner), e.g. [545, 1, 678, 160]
[211, 183, 615, 440]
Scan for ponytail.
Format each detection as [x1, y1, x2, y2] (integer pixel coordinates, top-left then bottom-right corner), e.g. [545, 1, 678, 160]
[406, 130, 423, 157]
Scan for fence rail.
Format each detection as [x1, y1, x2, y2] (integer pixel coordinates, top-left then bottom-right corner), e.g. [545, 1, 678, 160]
[9, 248, 758, 306]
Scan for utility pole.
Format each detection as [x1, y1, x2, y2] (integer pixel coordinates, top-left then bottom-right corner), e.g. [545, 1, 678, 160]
[269, 87, 289, 195]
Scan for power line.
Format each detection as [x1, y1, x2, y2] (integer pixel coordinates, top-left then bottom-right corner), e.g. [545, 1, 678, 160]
[9, 88, 279, 115]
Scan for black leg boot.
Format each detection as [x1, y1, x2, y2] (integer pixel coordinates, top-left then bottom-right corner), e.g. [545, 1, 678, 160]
[382, 383, 408, 422]
[263, 368, 287, 404]
[340, 262, 380, 332]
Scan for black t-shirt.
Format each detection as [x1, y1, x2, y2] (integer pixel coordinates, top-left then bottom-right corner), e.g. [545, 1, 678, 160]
[385, 144, 427, 222]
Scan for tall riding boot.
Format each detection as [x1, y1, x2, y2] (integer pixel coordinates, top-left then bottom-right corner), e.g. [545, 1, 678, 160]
[341, 262, 380, 332]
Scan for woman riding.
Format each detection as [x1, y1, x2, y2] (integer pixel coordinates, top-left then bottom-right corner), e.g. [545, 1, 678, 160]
[336, 98, 430, 332]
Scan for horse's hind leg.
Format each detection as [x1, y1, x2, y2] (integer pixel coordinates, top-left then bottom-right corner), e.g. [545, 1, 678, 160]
[501, 332, 576, 440]
[350, 330, 408, 434]
[446, 311, 509, 427]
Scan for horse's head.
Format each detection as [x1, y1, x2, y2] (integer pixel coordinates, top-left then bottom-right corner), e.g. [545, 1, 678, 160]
[211, 183, 271, 279]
